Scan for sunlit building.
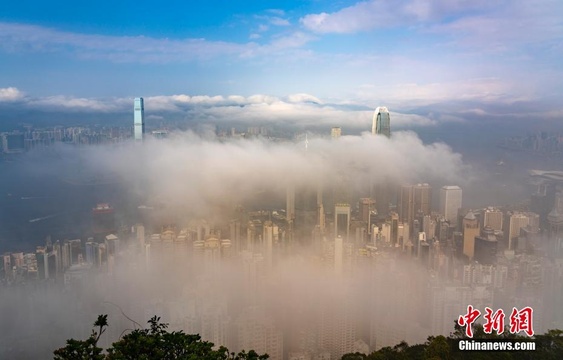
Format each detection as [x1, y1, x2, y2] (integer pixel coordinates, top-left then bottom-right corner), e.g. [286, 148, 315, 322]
[462, 211, 480, 259]
[483, 207, 503, 231]
[440, 186, 462, 226]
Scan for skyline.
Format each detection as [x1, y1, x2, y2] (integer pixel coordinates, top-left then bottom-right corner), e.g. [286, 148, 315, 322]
[0, 1, 562, 130]
[2, 2, 563, 358]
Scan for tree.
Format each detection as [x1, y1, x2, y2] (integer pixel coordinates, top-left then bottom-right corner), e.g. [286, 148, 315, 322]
[343, 322, 563, 360]
[54, 314, 107, 360]
[54, 315, 268, 360]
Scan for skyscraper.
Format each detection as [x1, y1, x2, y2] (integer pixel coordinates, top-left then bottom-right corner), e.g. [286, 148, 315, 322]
[398, 184, 414, 225]
[548, 191, 563, 240]
[462, 211, 480, 259]
[483, 207, 503, 231]
[439, 186, 462, 226]
[413, 183, 432, 217]
[508, 212, 529, 250]
[371, 106, 390, 137]
[134, 97, 145, 141]
[334, 204, 351, 241]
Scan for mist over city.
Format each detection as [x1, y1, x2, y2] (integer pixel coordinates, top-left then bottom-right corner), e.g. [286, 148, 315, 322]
[1, 1, 563, 359]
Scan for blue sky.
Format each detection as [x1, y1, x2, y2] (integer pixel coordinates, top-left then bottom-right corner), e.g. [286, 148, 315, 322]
[0, 0, 562, 128]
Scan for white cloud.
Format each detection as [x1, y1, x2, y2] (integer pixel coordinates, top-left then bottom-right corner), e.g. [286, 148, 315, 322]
[299, 0, 563, 62]
[299, 0, 539, 37]
[254, 15, 291, 27]
[266, 32, 316, 51]
[429, 1, 563, 51]
[266, 9, 286, 16]
[300, 0, 420, 33]
[6, 88, 556, 128]
[0, 22, 313, 63]
[0, 87, 24, 101]
[98, 131, 466, 214]
[355, 78, 518, 108]
[0, 89, 445, 129]
[269, 17, 291, 26]
[25, 95, 129, 112]
[286, 93, 323, 104]
[257, 24, 269, 32]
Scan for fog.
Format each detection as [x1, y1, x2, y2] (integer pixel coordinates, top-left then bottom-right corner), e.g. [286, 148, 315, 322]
[0, 130, 561, 359]
[98, 131, 466, 216]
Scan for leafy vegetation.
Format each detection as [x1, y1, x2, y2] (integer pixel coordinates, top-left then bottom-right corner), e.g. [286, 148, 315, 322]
[54, 315, 268, 360]
[55, 316, 563, 360]
[343, 323, 563, 360]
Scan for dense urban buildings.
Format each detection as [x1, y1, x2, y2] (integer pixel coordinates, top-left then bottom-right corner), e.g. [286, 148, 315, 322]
[0, 106, 562, 359]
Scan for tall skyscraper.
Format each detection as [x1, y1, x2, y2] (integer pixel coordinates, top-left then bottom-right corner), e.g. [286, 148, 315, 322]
[440, 186, 462, 226]
[413, 183, 432, 216]
[371, 106, 391, 137]
[134, 97, 145, 141]
[398, 184, 414, 225]
[334, 204, 351, 241]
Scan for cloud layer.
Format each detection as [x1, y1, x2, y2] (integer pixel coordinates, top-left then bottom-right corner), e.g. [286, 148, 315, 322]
[0, 87, 446, 129]
[81, 131, 467, 219]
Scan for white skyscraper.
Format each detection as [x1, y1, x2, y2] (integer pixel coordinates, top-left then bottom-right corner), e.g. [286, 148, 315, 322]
[371, 106, 391, 137]
[134, 97, 145, 141]
[440, 186, 462, 225]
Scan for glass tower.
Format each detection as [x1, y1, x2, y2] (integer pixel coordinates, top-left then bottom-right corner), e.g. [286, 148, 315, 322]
[371, 106, 390, 137]
[134, 97, 145, 141]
